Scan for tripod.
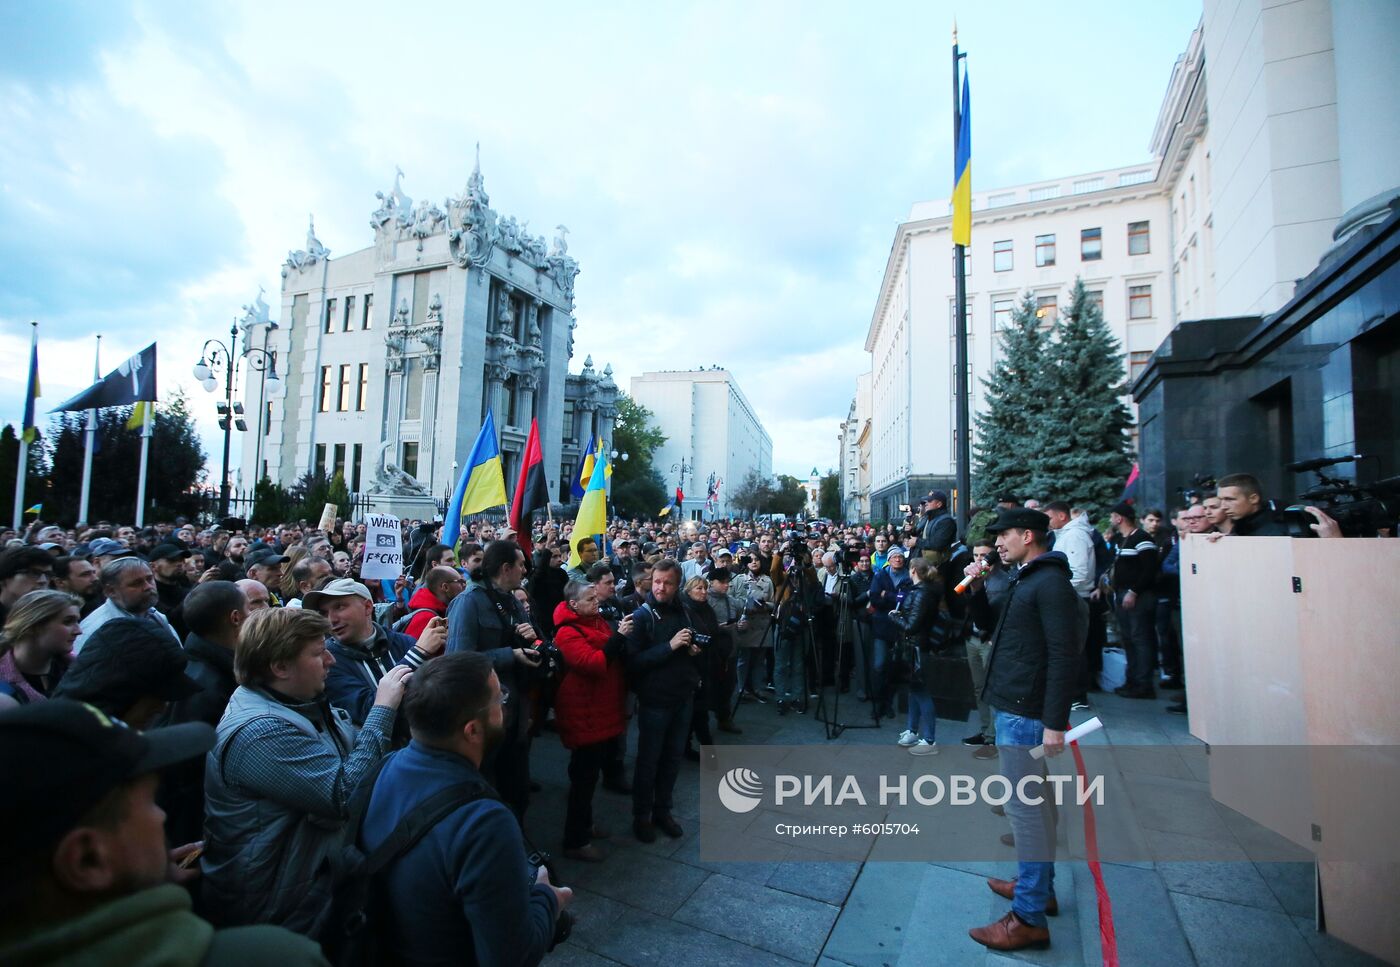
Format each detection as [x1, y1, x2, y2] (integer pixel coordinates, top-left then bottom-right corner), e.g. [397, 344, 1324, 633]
[814, 568, 882, 739]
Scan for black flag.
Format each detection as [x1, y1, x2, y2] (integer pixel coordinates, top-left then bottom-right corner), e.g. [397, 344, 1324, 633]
[51, 343, 157, 412]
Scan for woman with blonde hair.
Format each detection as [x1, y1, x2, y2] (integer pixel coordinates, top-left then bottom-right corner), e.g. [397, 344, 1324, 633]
[280, 544, 310, 601]
[0, 589, 83, 707]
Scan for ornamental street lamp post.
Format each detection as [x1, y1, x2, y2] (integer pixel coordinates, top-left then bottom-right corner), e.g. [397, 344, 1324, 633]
[194, 320, 282, 517]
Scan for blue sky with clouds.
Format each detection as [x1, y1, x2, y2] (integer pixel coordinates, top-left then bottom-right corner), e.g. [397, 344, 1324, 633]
[1, 0, 1202, 480]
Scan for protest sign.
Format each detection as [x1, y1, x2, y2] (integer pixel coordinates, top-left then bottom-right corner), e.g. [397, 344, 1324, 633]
[361, 513, 403, 580]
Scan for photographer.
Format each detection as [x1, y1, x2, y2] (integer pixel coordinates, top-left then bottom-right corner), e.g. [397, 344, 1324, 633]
[846, 549, 875, 702]
[1214, 472, 1343, 538]
[867, 546, 913, 720]
[917, 491, 958, 566]
[682, 575, 727, 758]
[773, 546, 821, 715]
[730, 553, 775, 704]
[623, 559, 698, 843]
[447, 541, 542, 819]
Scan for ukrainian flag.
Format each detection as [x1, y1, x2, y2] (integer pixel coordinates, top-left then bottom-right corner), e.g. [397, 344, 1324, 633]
[952, 68, 972, 248]
[443, 409, 508, 548]
[568, 451, 607, 570]
[570, 435, 597, 499]
[21, 326, 39, 444]
[125, 400, 153, 431]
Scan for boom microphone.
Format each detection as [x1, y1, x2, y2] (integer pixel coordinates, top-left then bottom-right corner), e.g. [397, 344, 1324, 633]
[1286, 453, 1363, 473]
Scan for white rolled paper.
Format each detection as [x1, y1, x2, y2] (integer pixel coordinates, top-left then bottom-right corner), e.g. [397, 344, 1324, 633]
[1030, 715, 1104, 759]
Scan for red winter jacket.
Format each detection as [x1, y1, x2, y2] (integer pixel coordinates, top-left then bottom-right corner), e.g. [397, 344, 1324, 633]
[402, 586, 448, 640]
[552, 601, 628, 750]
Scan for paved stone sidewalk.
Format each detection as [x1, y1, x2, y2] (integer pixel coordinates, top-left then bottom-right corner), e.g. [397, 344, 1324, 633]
[525, 689, 1388, 967]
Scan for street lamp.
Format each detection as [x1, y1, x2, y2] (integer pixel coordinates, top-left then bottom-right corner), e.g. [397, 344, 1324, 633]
[610, 449, 630, 462]
[194, 318, 281, 516]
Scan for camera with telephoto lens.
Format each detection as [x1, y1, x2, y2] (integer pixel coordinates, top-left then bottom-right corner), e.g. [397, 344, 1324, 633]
[1280, 456, 1400, 537]
[534, 641, 564, 674]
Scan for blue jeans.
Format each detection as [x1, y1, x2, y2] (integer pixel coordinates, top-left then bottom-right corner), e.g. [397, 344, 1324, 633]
[906, 680, 935, 741]
[871, 637, 894, 712]
[995, 709, 1057, 927]
[633, 700, 692, 820]
[774, 633, 804, 702]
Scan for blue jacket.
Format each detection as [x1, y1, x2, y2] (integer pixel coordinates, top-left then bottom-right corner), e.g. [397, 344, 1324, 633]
[361, 742, 558, 967]
[868, 566, 914, 641]
[324, 624, 421, 726]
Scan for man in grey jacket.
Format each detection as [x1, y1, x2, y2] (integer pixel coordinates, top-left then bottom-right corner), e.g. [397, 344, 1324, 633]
[202, 607, 408, 940]
[74, 558, 179, 653]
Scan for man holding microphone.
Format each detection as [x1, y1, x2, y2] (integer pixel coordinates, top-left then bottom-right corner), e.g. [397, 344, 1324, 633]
[960, 507, 1086, 952]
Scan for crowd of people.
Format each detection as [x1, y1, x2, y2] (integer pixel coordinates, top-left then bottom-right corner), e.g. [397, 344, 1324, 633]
[0, 472, 1354, 962]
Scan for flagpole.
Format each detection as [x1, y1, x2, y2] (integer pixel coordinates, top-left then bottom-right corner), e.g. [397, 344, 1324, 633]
[12, 322, 37, 530]
[135, 402, 154, 528]
[78, 335, 101, 525]
[952, 24, 972, 530]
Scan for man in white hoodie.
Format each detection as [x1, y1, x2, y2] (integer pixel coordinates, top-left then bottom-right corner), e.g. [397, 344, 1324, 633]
[1045, 502, 1096, 710]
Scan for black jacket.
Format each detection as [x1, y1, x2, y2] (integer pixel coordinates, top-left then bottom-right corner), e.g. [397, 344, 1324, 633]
[160, 633, 238, 845]
[845, 569, 873, 623]
[918, 512, 957, 555]
[625, 593, 700, 708]
[1231, 509, 1291, 537]
[890, 582, 939, 651]
[1109, 528, 1159, 594]
[969, 551, 1085, 731]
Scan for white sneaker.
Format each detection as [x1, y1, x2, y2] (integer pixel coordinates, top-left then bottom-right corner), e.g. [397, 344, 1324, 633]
[896, 729, 918, 747]
[908, 739, 940, 755]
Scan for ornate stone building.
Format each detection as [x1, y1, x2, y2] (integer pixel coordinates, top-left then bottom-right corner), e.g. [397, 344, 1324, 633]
[241, 151, 617, 507]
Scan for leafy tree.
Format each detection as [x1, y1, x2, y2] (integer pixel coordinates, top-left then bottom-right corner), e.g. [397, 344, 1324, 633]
[251, 476, 293, 526]
[730, 468, 773, 517]
[818, 471, 841, 520]
[1031, 279, 1134, 514]
[0, 424, 51, 524]
[768, 474, 808, 518]
[973, 293, 1052, 508]
[42, 391, 206, 525]
[609, 394, 668, 518]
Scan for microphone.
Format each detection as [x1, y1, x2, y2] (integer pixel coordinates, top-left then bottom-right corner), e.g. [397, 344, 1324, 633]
[954, 562, 989, 594]
[1286, 454, 1362, 473]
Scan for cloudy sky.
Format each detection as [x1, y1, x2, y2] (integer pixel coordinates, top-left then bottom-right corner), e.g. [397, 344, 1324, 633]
[1, 0, 1201, 481]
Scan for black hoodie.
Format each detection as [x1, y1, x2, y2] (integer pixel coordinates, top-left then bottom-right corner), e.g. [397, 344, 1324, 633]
[624, 592, 700, 708]
[969, 551, 1086, 731]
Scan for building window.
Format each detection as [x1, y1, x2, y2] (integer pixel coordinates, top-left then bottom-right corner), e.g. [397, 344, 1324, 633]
[1129, 350, 1153, 381]
[1087, 290, 1105, 317]
[332, 443, 346, 481]
[356, 363, 369, 411]
[1035, 234, 1056, 267]
[400, 442, 419, 480]
[314, 443, 327, 478]
[562, 399, 576, 442]
[323, 298, 337, 335]
[992, 298, 1013, 331]
[1128, 221, 1151, 255]
[362, 293, 373, 330]
[561, 464, 573, 503]
[993, 239, 1013, 272]
[265, 402, 273, 437]
[319, 366, 333, 412]
[350, 443, 362, 491]
[951, 247, 971, 276]
[1035, 295, 1058, 327]
[337, 365, 351, 411]
[1081, 227, 1102, 261]
[342, 295, 355, 333]
[403, 359, 423, 421]
[948, 300, 971, 337]
[412, 273, 430, 328]
[1129, 284, 1153, 319]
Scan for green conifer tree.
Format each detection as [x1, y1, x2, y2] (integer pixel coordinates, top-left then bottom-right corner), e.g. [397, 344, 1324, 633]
[1031, 279, 1134, 513]
[973, 293, 1051, 507]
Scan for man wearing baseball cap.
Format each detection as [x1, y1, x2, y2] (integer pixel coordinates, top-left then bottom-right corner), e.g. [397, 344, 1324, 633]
[244, 547, 290, 607]
[305, 578, 446, 727]
[0, 700, 326, 965]
[959, 507, 1086, 951]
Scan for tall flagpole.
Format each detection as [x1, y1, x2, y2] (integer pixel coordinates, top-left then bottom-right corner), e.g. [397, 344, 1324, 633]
[12, 322, 37, 530]
[78, 335, 101, 525]
[952, 24, 972, 530]
[135, 401, 154, 527]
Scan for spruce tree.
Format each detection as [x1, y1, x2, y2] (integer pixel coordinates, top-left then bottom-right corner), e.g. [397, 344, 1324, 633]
[1031, 279, 1134, 513]
[973, 293, 1052, 507]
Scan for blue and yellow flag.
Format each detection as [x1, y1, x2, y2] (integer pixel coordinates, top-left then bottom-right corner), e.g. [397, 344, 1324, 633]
[21, 326, 39, 444]
[568, 451, 608, 569]
[24, 503, 41, 516]
[952, 68, 972, 247]
[443, 409, 508, 548]
[125, 400, 154, 431]
[570, 435, 597, 499]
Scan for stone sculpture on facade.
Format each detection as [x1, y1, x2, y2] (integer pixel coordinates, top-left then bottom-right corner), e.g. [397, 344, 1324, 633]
[368, 441, 432, 496]
[239, 287, 272, 332]
[282, 215, 330, 278]
[408, 199, 446, 251]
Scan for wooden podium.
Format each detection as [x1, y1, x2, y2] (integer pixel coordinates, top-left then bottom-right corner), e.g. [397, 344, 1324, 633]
[1180, 536, 1400, 965]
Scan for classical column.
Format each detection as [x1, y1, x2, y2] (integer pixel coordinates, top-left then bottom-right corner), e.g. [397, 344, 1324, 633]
[515, 370, 540, 431]
[596, 404, 616, 450]
[485, 361, 510, 423]
[575, 400, 597, 445]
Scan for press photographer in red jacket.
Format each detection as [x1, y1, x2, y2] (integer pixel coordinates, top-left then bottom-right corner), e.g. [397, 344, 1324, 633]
[552, 580, 632, 862]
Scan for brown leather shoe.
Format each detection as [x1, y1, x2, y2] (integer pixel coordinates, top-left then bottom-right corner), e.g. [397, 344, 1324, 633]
[987, 876, 1058, 916]
[968, 910, 1051, 951]
[564, 843, 606, 862]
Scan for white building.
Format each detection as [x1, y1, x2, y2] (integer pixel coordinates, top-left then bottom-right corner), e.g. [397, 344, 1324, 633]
[838, 371, 872, 521]
[241, 155, 617, 508]
[629, 368, 772, 520]
[862, 0, 1395, 521]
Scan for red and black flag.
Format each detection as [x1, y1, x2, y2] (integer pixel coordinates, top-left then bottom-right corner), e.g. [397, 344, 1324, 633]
[509, 417, 550, 556]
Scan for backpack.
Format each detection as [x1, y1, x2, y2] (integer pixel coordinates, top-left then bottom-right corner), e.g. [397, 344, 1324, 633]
[391, 607, 437, 634]
[326, 754, 495, 967]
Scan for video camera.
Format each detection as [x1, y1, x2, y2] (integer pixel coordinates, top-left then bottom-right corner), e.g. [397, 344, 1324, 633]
[1281, 455, 1400, 537]
[1176, 472, 1218, 503]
